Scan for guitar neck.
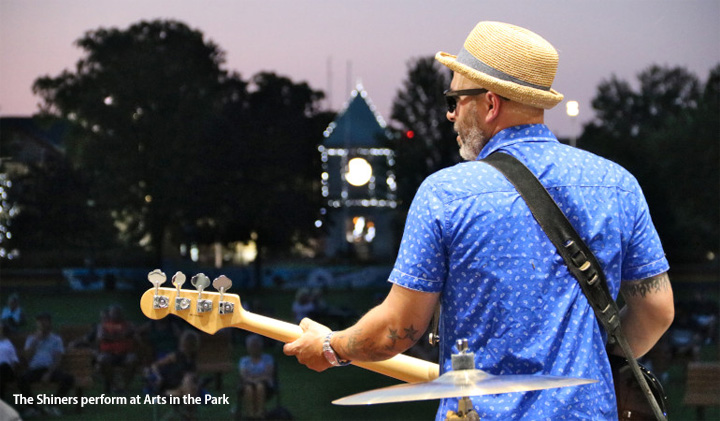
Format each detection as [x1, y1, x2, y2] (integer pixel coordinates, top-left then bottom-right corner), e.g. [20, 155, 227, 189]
[140, 287, 439, 383]
[240, 310, 439, 383]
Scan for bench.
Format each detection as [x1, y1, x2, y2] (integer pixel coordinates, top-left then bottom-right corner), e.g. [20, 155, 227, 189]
[196, 331, 234, 391]
[683, 361, 720, 420]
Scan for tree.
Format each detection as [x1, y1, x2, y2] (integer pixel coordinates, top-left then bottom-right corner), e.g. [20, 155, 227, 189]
[33, 19, 332, 270]
[390, 57, 459, 210]
[33, 20, 244, 263]
[580, 64, 719, 263]
[209, 72, 331, 264]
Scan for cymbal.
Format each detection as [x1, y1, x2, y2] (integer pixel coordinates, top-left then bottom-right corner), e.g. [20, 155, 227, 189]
[333, 369, 597, 405]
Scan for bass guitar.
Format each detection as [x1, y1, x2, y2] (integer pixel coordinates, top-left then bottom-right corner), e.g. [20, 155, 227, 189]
[139, 270, 440, 384]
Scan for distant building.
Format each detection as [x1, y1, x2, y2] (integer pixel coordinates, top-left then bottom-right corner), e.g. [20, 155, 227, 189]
[0, 117, 69, 259]
[318, 84, 397, 260]
[0, 117, 67, 169]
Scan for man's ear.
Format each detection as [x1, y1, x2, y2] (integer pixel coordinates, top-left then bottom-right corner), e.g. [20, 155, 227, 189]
[484, 92, 503, 123]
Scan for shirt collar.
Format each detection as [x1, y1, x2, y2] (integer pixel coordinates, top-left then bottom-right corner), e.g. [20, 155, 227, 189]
[477, 124, 558, 160]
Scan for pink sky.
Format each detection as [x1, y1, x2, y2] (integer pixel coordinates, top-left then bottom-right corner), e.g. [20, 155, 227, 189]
[1, 0, 718, 138]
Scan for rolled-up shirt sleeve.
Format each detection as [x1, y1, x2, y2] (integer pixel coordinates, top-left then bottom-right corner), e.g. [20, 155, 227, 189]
[389, 180, 447, 293]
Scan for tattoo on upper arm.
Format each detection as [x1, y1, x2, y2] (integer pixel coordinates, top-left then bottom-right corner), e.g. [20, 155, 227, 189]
[621, 272, 670, 298]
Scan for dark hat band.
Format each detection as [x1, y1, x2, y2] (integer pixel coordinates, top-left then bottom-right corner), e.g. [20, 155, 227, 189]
[456, 47, 551, 92]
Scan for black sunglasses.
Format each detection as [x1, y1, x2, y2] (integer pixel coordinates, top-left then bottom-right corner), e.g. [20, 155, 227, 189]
[443, 89, 488, 113]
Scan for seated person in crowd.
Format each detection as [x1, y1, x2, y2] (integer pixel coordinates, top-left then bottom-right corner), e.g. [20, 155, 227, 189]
[237, 334, 275, 419]
[144, 330, 210, 421]
[0, 322, 19, 402]
[145, 329, 202, 397]
[1, 294, 25, 334]
[18, 313, 74, 417]
[97, 305, 138, 393]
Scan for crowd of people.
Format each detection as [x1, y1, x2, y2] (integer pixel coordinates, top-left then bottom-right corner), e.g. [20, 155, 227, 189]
[0, 293, 282, 420]
[0, 286, 366, 419]
[1, 275, 714, 419]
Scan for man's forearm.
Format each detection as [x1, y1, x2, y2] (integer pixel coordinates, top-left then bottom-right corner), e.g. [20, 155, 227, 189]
[332, 285, 438, 362]
[282, 284, 438, 372]
[333, 306, 423, 362]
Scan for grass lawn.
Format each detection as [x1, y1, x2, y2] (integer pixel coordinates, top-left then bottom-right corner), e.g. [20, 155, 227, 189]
[3, 274, 718, 420]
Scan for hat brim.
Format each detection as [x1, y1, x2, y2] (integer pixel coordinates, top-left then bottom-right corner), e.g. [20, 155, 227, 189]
[436, 51, 564, 110]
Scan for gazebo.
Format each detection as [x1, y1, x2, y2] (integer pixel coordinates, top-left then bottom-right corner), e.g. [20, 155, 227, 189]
[317, 84, 397, 260]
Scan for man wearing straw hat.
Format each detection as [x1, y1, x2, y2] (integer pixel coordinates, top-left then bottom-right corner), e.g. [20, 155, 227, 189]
[285, 21, 674, 419]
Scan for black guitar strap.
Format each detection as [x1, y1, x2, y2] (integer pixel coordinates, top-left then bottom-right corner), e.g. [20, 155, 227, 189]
[482, 152, 667, 421]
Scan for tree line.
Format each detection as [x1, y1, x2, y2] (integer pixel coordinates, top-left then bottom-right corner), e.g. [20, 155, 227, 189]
[3, 19, 717, 267]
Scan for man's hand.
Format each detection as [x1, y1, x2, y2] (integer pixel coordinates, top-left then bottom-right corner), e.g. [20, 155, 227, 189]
[283, 318, 332, 372]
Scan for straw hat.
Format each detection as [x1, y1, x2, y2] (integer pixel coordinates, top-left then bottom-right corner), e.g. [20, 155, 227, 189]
[436, 21, 563, 109]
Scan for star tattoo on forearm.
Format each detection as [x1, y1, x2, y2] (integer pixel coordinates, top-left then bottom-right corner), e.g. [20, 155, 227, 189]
[385, 325, 420, 350]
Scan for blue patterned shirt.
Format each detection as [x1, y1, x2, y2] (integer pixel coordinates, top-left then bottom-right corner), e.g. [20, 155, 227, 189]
[389, 124, 669, 420]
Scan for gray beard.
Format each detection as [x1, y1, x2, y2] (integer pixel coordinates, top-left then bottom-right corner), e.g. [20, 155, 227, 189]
[459, 125, 488, 161]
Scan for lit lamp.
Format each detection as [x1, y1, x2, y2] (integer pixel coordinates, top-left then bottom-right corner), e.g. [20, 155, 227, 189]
[345, 157, 373, 187]
[566, 100, 579, 147]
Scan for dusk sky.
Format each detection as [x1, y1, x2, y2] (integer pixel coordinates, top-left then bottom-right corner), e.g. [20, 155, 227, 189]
[1, 0, 718, 138]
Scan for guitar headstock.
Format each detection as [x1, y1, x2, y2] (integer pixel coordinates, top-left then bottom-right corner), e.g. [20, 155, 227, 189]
[140, 269, 245, 335]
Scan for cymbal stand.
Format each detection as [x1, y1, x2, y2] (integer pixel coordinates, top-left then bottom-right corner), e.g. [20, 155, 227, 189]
[445, 339, 480, 421]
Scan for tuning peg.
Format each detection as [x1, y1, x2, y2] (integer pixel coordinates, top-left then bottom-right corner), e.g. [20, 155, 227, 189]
[191, 273, 210, 291]
[212, 275, 232, 295]
[148, 269, 169, 309]
[172, 271, 186, 289]
[213, 275, 234, 315]
[191, 273, 212, 313]
[148, 269, 166, 290]
[172, 271, 190, 311]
